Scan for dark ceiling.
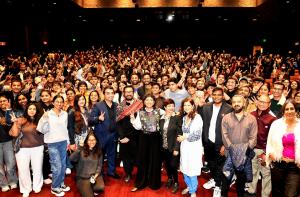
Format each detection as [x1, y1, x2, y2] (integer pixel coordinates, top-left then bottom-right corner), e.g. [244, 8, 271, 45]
[0, 0, 299, 54]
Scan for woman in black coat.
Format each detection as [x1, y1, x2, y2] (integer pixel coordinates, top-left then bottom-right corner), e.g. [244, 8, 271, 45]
[159, 99, 182, 194]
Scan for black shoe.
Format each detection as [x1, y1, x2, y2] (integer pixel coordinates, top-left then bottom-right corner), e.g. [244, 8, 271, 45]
[124, 175, 131, 183]
[172, 183, 179, 194]
[166, 179, 173, 188]
[244, 191, 256, 197]
[108, 173, 121, 179]
[201, 166, 210, 174]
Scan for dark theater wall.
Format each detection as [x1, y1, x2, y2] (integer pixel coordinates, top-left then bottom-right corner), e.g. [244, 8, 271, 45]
[0, 0, 299, 55]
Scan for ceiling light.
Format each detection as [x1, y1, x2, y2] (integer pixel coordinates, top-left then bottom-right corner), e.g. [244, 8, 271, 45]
[166, 14, 174, 22]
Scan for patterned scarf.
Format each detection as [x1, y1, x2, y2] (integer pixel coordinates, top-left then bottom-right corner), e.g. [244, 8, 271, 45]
[116, 99, 143, 122]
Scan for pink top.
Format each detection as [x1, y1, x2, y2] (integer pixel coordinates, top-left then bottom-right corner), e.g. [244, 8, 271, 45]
[282, 133, 295, 160]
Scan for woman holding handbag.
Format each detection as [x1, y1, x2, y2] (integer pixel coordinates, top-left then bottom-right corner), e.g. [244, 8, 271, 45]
[70, 132, 105, 197]
[9, 102, 44, 197]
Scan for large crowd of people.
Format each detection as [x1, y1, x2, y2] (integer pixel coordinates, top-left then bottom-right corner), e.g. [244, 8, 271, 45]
[0, 46, 299, 197]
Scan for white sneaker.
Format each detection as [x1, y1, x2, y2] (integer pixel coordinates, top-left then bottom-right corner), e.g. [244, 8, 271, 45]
[213, 186, 221, 197]
[22, 193, 29, 197]
[1, 185, 10, 192]
[65, 168, 71, 175]
[51, 188, 65, 197]
[60, 184, 70, 192]
[191, 193, 197, 197]
[181, 187, 189, 195]
[203, 178, 215, 189]
[44, 178, 52, 185]
[10, 183, 18, 189]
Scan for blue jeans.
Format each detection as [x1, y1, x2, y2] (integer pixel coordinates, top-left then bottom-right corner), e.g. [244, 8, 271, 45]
[48, 140, 67, 189]
[66, 154, 73, 169]
[183, 174, 198, 194]
[0, 140, 18, 187]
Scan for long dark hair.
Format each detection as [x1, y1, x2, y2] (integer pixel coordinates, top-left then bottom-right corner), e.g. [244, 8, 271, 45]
[180, 97, 197, 120]
[23, 102, 42, 125]
[88, 90, 100, 110]
[74, 95, 86, 134]
[83, 132, 102, 159]
[16, 93, 29, 111]
[282, 99, 298, 116]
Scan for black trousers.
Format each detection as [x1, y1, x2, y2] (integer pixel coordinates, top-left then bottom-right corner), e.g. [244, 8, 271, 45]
[119, 133, 138, 176]
[234, 169, 247, 197]
[271, 161, 300, 197]
[161, 148, 179, 183]
[134, 132, 162, 190]
[204, 141, 228, 195]
[42, 145, 51, 179]
[76, 176, 104, 197]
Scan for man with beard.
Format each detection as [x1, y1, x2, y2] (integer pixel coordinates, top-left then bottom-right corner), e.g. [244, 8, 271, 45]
[116, 86, 143, 183]
[130, 73, 141, 99]
[199, 87, 233, 197]
[245, 95, 276, 197]
[137, 73, 152, 99]
[237, 85, 256, 113]
[221, 95, 257, 197]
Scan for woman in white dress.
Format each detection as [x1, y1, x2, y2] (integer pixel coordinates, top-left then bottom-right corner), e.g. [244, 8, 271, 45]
[177, 98, 203, 197]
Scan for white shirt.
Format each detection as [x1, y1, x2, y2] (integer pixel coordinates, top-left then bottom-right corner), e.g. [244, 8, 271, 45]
[208, 104, 221, 143]
[37, 109, 69, 144]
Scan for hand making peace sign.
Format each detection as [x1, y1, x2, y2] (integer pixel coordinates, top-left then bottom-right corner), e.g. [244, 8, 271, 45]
[99, 111, 105, 121]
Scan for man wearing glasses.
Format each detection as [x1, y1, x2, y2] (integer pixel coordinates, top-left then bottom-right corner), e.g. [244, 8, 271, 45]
[270, 82, 286, 118]
[245, 95, 277, 197]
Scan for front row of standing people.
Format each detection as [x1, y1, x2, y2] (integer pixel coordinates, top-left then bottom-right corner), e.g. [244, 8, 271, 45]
[1, 85, 300, 197]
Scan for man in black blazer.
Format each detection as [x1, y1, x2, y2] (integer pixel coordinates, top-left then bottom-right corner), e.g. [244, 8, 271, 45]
[199, 87, 233, 197]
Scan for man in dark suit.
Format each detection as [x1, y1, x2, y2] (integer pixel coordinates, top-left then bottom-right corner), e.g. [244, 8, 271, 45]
[199, 87, 233, 197]
[89, 86, 120, 179]
[116, 86, 142, 183]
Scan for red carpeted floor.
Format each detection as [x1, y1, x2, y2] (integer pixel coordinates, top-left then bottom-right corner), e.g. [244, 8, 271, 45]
[1, 165, 246, 197]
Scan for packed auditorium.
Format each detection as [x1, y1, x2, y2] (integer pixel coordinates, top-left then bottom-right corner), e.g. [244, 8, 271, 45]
[0, 0, 299, 197]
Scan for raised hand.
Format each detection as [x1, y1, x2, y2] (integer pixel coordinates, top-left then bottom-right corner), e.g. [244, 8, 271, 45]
[10, 112, 17, 123]
[99, 111, 105, 121]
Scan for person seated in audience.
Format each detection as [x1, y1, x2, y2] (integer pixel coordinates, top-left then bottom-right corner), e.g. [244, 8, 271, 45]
[1, 45, 300, 197]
